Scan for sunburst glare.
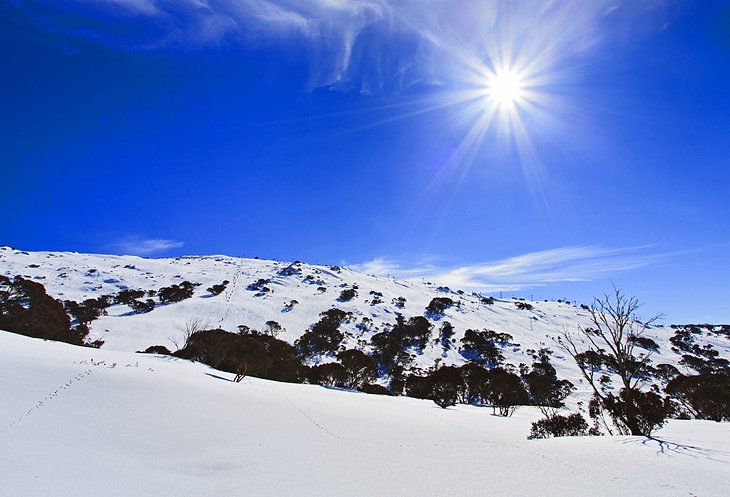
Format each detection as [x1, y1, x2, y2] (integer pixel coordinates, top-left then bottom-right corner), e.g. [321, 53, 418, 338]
[486, 69, 526, 107]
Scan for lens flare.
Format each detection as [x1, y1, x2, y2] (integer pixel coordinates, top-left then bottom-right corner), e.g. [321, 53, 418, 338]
[487, 70, 525, 107]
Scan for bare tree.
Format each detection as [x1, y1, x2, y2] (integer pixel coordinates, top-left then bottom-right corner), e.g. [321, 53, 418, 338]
[554, 287, 669, 436]
[169, 318, 209, 351]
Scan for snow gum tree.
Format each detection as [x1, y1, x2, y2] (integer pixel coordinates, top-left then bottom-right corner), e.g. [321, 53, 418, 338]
[554, 287, 671, 436]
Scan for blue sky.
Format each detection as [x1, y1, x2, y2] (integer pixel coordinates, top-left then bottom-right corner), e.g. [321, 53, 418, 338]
[2, 0, 730, 323]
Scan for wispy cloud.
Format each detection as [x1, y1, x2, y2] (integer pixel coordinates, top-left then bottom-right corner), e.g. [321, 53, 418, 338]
[111, 236, 185, 256]
[351, 245, 672, 292]
[15, 1, 674, 91]
[96, 0, 160, 16]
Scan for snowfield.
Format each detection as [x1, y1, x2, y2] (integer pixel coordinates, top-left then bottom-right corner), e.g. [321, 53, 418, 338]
[1, 247, 609, 358]
[2, 247, 730, 496]
[3, 246, 728, 411]
[1, 331, 729, 497]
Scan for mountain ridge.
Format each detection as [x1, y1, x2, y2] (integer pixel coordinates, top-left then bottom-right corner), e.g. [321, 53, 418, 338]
[2, 245, 728, 409]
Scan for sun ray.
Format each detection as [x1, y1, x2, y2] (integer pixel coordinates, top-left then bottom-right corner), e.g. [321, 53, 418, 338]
[486, 69, 526, 107]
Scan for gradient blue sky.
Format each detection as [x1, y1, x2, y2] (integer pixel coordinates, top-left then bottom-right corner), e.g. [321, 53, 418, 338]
[2, 1, 730, 323]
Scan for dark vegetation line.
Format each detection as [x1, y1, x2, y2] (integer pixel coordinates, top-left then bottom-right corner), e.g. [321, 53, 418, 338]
[1, 274, 728, 439]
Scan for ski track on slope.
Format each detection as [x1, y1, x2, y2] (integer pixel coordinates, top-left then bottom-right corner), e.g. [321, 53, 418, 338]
[0, 357, 146, 437]
[263, 378, 593, 477]
[245, 380, 487, 449]
[219, 261, 244, 328]
[263, 383, 552, 452]
[0, 368, 94, 436]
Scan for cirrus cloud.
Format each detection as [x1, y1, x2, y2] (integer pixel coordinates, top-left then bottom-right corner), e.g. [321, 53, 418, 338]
[11, 1, 675, 92]
[351, 245, 676, 292]
[111, 236, 185, 256]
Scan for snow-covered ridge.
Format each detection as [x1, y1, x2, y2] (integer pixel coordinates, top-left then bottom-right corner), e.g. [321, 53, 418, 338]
[1, 246, 729, 406]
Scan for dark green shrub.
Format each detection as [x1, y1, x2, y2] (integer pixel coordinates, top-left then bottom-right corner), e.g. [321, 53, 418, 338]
[295, 308, 349, 358]
[139, 345, 172, 355]
[438, 321, 455, 350]
[115, 289, 145, 305]
[247, 278, 270, 294]
[0, 275, 86, 346]
[264, 320, 284, 337]
[307, 362, 348, 387]
[338, 288, 358, 302]
[485, 368, 529, 416]
[574, 349, 610, 371]
[175, 329, 303, 383]
[522, 361, 575, 417]
[130, 299, 155, 314]
[392, 296, 406, 308]
[405, 374, 434, 399]
[371, 315, 433, 370]
[426, 297, 454, 316]
[528, 413, 589, 439]
[398, 316, 432, 352]
[459, 363, 491, 405]
[459, 329, 514, 368]
[358, 383, 392, 395]
[666, 373, 730, 421]
[337, 349, 377, 389]
[371, 330, 405, 372]
[630, 335, 660, 352]
[515, 301, 533, 310]
[654, 363, 681, 381]
[597, 389, 672, 436]
[158, 281, 196, 303]
[64, 300, 103, 325]
[428, 366, 462, 409]
[207, 280, 229, 296]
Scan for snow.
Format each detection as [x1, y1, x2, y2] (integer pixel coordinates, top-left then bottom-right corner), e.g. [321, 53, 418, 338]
[1, 331, 729, 497]
[2, 247, 730, 495]
[1, 245, 729, 410]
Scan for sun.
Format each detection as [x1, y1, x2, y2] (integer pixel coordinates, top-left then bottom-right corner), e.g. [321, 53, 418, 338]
[486, 70, 525, 107]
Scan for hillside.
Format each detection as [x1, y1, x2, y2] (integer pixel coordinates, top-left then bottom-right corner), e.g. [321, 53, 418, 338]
[2, 247, 730, 495]
[1, 331, 729, 497]
[2, 246, 729, 410]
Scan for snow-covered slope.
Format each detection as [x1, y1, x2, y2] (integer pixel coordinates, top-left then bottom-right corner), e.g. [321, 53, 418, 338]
[1, 247, 601, 357]
[1, 331, 729, 497]
[2, 246, 729, 407]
